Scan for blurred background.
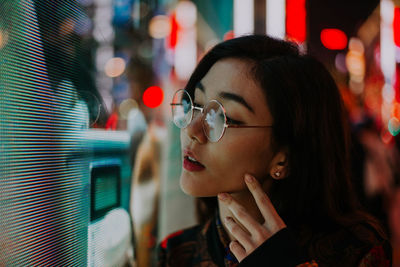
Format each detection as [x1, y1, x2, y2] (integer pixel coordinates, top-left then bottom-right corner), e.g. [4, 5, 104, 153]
[0, 0, 399, 266]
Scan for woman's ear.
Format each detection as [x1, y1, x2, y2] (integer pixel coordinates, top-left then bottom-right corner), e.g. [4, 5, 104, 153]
[268, 148, 289, 180]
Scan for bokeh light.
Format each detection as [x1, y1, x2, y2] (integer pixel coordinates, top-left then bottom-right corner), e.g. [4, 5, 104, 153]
[104, 57, 126, 78]
[142, 86, 164, 108]
[320, 28, 347, 50]
[380, 0, 396, 79]
[381, 129, 393, 144]
[348, 37, 365, 54]
[393, 102, 400, 119]
[286, 0, 306, 43]
[223, 30, 234, 41]
[149, 15, 171, 39]
[394, 7, 400, 47]
[382, 83, 395, 103]
[335, 53, 348, 73]
[173, 1, 197, 80]
[388, 117, 400, 136]
[119, 99, 138, 120]
[346, 51, 365, 78]
[176, 1, 197, 28]
[266, 0, 284, 38]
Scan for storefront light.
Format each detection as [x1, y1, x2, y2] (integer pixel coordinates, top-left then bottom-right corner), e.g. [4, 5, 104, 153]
[266, 0, 285, 39]
[234, 0, 254, 37]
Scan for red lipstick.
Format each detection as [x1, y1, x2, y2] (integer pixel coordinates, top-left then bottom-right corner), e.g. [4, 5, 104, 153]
[183, 157, 205, 171]
[183, 149, 205, 172]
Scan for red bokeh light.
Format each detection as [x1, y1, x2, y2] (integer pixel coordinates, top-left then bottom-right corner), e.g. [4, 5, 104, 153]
[394, 7, 400, 47]
[168, 13, 179, 49]
[286, 0, 306, 43]
[320, 28, 347, 50]
[223, 30, 234, 41]
[143, 86, 164, 108]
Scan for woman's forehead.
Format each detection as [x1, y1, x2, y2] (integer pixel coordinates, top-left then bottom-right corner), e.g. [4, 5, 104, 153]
[194, 58, 273, 122]
[197, 59, 264, 102]
[198, 58, 255, 97]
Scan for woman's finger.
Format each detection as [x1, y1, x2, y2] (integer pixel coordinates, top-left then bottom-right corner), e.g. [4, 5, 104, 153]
[224, 216, 253, 251]
[244, 174, 286, 233]
[218, 193, 264, 238]
[229, 240, 247, 262]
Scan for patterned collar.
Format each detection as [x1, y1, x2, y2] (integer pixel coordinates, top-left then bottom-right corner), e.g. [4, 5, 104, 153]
[215, 210, 239, 266]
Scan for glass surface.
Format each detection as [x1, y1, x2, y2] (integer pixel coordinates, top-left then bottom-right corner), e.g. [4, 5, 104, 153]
[203, 101, 226, 142]
[172, 89, 193, 128]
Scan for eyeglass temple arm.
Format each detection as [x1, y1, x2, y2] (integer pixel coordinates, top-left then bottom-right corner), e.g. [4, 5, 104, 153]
[192, 106, 203, 112]
[226, 125, 273, 128]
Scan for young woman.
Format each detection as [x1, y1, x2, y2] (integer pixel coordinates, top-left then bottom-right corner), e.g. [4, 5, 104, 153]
[158, 35, 392, 266]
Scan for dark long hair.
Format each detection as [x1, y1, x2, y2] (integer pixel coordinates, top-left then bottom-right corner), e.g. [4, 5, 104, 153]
[186, 35, 385, 241]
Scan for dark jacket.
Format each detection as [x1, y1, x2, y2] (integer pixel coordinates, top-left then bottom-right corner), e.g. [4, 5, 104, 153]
[157, 214, 392, 267]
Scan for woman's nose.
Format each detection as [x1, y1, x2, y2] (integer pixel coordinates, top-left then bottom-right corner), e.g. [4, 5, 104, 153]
[185, 112, 207, 144]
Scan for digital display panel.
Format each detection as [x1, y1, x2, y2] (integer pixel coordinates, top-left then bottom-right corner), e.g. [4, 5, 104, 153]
[90, 165, 121, 221]
[94, 174, 118, 211]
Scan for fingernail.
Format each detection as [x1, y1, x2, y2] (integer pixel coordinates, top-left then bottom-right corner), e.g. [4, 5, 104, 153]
[218, 193, 229, 201]
[245, 174, 254, 183]
[229, 241, 239, 250]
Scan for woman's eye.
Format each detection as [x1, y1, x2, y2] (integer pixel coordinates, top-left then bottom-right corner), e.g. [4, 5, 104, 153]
[226, 116, 242, 125]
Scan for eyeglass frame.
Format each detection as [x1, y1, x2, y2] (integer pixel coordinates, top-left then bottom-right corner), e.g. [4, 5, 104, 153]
[170, 89, 274, 142]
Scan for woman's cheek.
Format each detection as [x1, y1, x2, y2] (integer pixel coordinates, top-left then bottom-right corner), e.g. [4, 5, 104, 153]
[227, 140, 271, 180]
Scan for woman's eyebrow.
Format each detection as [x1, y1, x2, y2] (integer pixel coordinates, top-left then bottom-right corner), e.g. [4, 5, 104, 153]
[196, 82, 254, 113]
[219, 92, 254, 113]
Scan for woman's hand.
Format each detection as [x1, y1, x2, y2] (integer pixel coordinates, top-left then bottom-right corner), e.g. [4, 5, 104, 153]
[217, 174, 286, 262]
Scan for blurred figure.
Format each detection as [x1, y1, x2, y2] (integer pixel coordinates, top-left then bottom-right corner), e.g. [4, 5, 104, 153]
[127, 57, 164, 267]
[131, 125, 162, 267]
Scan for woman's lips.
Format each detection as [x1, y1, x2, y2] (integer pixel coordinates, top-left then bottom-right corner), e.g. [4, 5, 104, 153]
[183, 156, 205, 172]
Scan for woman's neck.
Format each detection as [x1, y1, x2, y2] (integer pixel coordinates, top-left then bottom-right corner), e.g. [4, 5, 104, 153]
[218, 189, 265, 241]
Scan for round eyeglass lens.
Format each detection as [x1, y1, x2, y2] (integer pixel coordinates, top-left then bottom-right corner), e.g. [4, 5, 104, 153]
[203, 100, 226, 142]
[172, 89, 193, 128]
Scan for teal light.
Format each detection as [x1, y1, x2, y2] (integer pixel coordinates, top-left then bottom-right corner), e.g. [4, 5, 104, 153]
[388, 117, 400, 136]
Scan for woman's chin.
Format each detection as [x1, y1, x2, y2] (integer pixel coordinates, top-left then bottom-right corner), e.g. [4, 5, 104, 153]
[179, 175, 216, 197]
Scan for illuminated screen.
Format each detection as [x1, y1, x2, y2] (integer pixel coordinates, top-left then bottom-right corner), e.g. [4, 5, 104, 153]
[0, 0, 131, 265]
[0, 0, 92, 265]
[95, 175, 118, 211]
[91, 165, 121, 221]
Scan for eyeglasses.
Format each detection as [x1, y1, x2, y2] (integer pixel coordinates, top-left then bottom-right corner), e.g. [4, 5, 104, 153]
[170, 89, 273, 142]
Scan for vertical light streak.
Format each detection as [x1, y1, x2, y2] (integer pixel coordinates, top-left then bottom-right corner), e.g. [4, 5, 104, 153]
[174, 1, 197, 80]
[380, 0, 396, 82]
[234, 0, 254, 37]
[286, 0, 306, 43]
[266, 0, 286, 39]
[380, 0, 396, 128]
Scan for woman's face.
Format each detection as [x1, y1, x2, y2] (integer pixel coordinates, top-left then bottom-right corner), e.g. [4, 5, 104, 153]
[180, 58, 275, 197]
